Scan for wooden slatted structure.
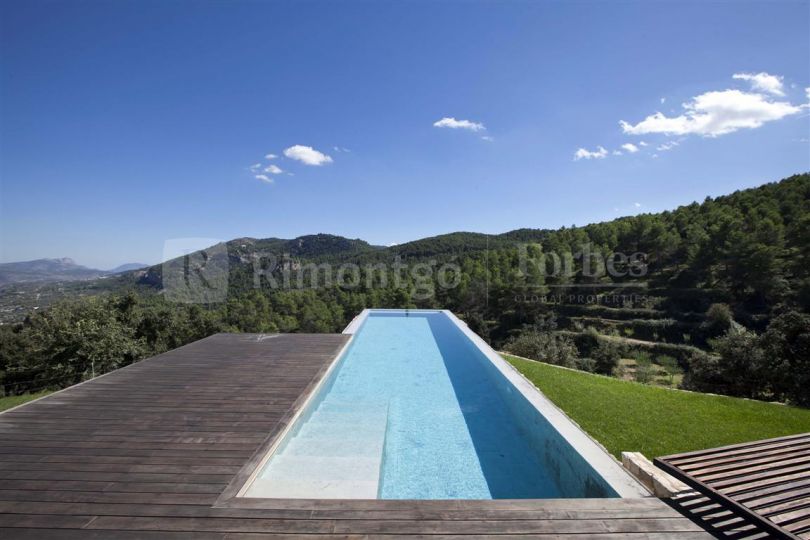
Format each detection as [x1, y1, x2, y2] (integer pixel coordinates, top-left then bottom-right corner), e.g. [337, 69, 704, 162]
[655, 433, 810, 539]
[0, 332, 712, 538]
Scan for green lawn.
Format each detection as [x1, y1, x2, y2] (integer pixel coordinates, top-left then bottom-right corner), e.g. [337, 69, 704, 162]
[504, 354, 810, 459]
[0, 391, 52, 413]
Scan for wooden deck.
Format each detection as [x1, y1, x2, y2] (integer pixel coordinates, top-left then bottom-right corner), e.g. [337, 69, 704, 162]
[0, 332, 712, 538]
[656, 433, 810, 539]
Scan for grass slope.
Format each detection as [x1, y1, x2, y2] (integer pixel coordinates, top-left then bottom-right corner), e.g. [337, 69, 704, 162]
[0, 391, 52, 413]
[504, 354, 810, 459]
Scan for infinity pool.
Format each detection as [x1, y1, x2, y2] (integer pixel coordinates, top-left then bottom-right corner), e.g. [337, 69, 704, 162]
[244, 310, 643, 499]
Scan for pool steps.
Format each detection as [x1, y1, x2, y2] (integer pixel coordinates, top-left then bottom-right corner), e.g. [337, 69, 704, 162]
[246, 399, 388, 498]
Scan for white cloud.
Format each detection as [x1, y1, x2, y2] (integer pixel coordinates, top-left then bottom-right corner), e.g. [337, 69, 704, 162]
[621, 143, 640, 153]
[264, 164, 283, 174]
[620, 88, 802, 137]
[613, 150, 623, 156]
[660, 97, 666, 104]
[433, 117, 486, 132]
[265, 153, 278, 160]
[806, 87, 810, 101]
[255, 174, 273, 184]
[639, 141, 648, 146]
[657, 140, 679, 151]
[733, 72, 785, 96]
[283, 145, 333, 166]
[481, 135, 494, 142]
[249, 163, 262, 172]
[574, 146, 608, 161]
[634, 202, 642, 208]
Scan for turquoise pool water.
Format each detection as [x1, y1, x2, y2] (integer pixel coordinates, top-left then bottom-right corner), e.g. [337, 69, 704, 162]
[251, 311, 618, 499]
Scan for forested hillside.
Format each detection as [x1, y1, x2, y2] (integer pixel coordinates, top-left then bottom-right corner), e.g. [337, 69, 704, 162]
[1, 174, 808, 405]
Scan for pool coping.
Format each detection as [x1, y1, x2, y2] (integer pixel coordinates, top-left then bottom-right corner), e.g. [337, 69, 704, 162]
[222, 308, 649, 506]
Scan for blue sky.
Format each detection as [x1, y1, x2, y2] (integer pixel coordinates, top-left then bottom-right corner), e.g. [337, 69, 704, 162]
[1, 0, 808, 268]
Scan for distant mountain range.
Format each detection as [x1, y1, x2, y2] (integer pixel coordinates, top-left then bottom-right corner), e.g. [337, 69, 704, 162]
[108, 263, 149, 273]
[0, 258, 147, 286]
[0, 174, 807, 328]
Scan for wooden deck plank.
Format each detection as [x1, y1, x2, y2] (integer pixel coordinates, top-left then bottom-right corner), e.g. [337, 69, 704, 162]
[0, 499, 688, 521]
[666, 434, 810, 466]
[0, 332, 711, 538]
[0, 531, 710, 540]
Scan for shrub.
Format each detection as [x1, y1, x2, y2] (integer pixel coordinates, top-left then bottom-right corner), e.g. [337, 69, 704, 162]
[634, 355, 655, 384]
[592, 340, 621, 376]
[504, 331, 579, 368]
[631, 350, 652, 364]
[574, 328, 602, 358]
[657, 355, 683, 386]
[576, 356, 596, 373]
[683, 353, 727, 395]
[464, 312, 491, 342]
[703, 303, 734, 336]
[759, 311, 810, 406]
[683, 311, 809, 405]
[685, 331, 766, 398]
